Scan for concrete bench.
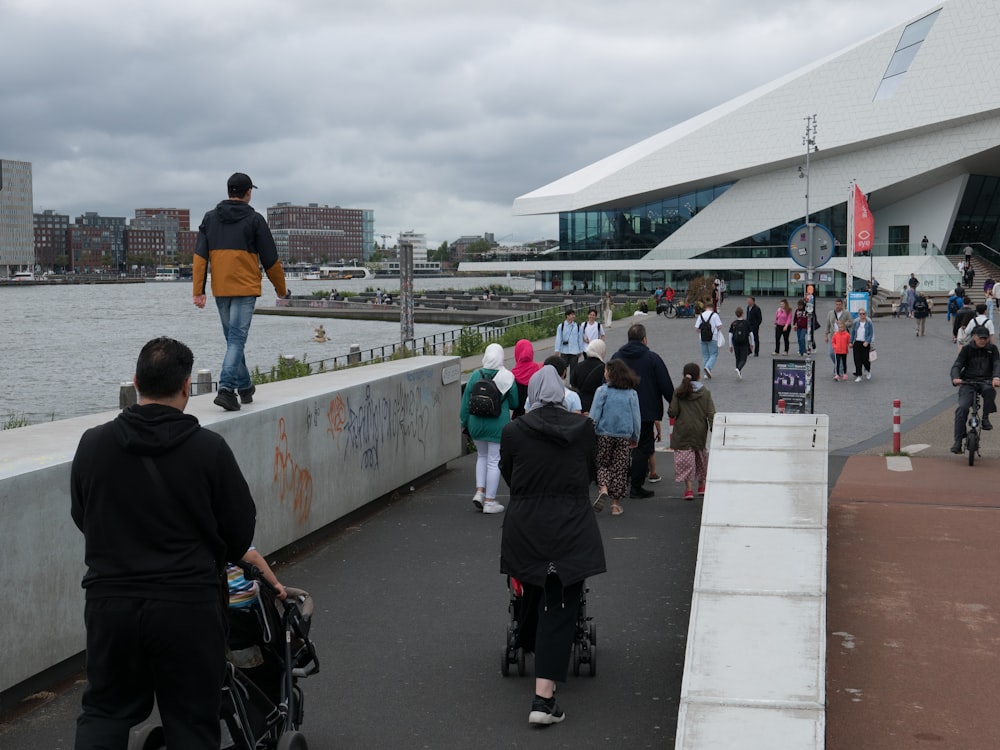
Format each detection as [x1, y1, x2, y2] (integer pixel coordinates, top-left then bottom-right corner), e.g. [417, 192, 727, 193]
[676, 413, 828, 750]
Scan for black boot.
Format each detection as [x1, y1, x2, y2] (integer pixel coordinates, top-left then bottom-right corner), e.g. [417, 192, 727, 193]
[951, 439, 964, 454]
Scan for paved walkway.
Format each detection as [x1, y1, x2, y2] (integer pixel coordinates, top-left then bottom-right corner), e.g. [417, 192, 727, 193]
[2, 298, 997, 747]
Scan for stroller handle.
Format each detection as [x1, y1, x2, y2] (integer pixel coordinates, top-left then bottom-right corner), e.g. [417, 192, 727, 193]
[234, 560, 314, 620]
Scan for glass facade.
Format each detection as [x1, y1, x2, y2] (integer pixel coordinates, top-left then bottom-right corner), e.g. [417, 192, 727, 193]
[873, 10, 940, 102]
[946, 174, 1000, 251]
[558, 182, 733, 253]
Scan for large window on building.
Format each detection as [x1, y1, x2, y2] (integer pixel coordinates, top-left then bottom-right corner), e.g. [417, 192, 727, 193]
[873, 9, 941, 102]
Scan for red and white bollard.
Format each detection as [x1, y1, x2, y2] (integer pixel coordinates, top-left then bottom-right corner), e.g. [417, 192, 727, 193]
[893, 399, 901, 453]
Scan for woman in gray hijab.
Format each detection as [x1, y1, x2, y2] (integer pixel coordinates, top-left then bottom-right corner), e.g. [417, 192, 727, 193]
[499, 365, 606, 727]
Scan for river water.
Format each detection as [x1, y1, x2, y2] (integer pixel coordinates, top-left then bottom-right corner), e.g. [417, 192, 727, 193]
[1, 276, 533, 424]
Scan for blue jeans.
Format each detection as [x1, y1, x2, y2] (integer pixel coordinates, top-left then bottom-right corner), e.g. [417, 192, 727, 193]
[796, 328, 807, 355]
[700, 340, 719, 372]
[215, 296, 256, 392]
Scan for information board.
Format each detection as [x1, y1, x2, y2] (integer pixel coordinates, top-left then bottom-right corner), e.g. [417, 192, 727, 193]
[771, 358, 816, 414]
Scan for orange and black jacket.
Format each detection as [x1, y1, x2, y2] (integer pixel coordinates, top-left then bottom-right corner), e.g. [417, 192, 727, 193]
[193, 200, 287, 298]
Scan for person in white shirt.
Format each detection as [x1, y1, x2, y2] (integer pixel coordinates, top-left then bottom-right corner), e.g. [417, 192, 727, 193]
[581, 308, 605, 346]
[554, 309, 584, 378]
[961, 303, 995, 348]
[695, 303, 723, 378]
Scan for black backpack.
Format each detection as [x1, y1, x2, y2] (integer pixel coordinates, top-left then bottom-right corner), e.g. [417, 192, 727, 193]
[699, 313, 714, 342]
[731, 319, 749, 345]
[467, 371, 503, 417]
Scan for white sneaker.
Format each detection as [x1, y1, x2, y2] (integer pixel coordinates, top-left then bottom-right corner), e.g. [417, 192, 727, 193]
[483, 500, 505, 514]
[472, 491, 484, 511]
[735, 368, 742, 379]
[854, 376, 862, 382]
[865, 371, 872, 380]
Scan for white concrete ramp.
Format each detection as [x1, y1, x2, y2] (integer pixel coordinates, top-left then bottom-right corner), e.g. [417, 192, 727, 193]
[676, 413, 828, 750]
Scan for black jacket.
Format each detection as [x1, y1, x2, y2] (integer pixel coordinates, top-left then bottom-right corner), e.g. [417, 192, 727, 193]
[951, 343, 1000, 382]
[499, 406, 606, 588]
[746, 303, 763, 329]
[570, 355, 605, 412]
[611, 340, 674, 421]
[71, 404, 256, 602]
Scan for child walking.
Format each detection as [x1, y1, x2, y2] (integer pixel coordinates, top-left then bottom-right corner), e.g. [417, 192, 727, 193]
[831, 320, 851, 381]
[668, 363, 716, 501]
[589, 359, 641, 516]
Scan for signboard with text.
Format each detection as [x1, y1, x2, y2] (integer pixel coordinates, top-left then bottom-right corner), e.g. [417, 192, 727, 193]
[772, 358, 815, 414]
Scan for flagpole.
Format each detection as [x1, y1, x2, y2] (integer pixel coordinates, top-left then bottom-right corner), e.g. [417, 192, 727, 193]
[847, 181, 855, 294]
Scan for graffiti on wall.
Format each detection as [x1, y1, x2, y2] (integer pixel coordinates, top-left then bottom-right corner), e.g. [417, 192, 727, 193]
[326, 369, 440, 470]
[273, 416, 313, 525]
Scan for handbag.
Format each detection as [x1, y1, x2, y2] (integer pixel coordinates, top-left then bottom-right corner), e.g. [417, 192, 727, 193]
[869, 348, 877, 362]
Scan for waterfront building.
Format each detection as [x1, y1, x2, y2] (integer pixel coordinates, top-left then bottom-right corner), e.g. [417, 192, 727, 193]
[0, 159, 35, 278]
[134, 208, 190, 232]
[34, 209, 69, 272]
[131, 212, 180, 262]
[124, 227, 167, 268]
[74, 213, 126, 271]
[177, 229, 198, 261]
[464, 0, 1000, 297]
[268, 202, 368, 265]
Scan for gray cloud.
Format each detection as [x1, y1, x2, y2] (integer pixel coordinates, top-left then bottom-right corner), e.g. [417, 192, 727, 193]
[2, 0, 937, 245]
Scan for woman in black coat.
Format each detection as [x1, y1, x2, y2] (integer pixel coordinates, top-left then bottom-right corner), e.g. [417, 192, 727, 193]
[499, 365, 607, 727]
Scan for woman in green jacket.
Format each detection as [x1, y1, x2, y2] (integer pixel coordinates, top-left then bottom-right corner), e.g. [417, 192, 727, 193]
[668, 362, 716, 501]
[460, 343, 518, 514]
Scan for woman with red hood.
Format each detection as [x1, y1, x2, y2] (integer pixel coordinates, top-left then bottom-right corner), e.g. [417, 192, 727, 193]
[511, 339, 542, 419]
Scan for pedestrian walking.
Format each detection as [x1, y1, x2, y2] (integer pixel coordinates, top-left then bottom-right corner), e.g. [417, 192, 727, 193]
[570, 338, 606, 414]
[825, 299, 853, 376]
[590, 359, 641, 516]
[71, 337, 257, 749]
[832, 320, 851, 381]
[193, 172, 288, 412]
[695, 302, 723, 378]
[610, 323, 675, 499]
[793, 299, 810, 356]
[746, 296, 763, 356]
[668, 362, 716, 501]
[499, 365, 606, 727]
[850, 309, 875, 381]
[460, 343, 518, 514]
[510, 339, 541, 419]
[773, 299, 792, 355]
[554, 309, 584, 378]
[912, 292, 930, 337]
[727, 306, 754, 378]
[601, 292, 614, 328]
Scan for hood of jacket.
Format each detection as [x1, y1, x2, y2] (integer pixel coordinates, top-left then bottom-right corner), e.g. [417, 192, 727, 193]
[515, 404, 592, 447]
[212, 199, 256, 224]
[112, 403, 201, 456]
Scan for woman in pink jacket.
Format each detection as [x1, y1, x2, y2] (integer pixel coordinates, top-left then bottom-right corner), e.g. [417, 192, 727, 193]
[773, 299, 793, 355]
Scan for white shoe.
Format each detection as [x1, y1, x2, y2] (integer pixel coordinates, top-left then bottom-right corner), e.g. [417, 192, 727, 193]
[483, 500, 505, 514]
[854, 376, 862, 382]
[865, 371, 871, 380]
[472, 491, 484, 511]
[735, 368, 742, 379]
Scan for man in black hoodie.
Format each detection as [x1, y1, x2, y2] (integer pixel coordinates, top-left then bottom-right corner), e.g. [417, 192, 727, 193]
[611, 323, 675, 498]
[71, 337, 256, 749]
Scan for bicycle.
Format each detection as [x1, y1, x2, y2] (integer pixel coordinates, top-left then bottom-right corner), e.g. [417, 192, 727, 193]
[657, 300, 695, 319]
[956, 379, 991, 466]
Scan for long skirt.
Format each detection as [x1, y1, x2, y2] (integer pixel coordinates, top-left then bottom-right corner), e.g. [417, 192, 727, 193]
[596, 434, 632, 500]
[673, 448, 708, 484]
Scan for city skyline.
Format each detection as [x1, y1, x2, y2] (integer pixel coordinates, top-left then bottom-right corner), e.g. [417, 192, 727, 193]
[2, 0, 939, 249]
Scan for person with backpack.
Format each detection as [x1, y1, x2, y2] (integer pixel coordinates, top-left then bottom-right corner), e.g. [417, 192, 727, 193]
[554, 309, 584, 379]
[460, 343, 518, 514]
[581, 308, 605, 346]
[727, 306, 755, 379]
[959, 303, 995, 350]
[912, 292, 931, 337]
[694, 302, 723, 378]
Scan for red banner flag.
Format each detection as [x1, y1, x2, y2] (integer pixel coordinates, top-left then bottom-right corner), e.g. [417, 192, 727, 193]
[853, 184, 874, 254]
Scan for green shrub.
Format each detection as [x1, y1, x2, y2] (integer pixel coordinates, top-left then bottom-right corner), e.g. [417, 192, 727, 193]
[2, 413, 30, 430]
[453, 327, 484, 358]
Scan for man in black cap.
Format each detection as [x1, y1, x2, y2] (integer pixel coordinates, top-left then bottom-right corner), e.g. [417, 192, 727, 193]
[950, 325, 1000, 453]
[193, 173, 287, 411]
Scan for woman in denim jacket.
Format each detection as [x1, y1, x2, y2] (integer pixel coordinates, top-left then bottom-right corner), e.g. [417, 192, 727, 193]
[589, 359, 641, 516]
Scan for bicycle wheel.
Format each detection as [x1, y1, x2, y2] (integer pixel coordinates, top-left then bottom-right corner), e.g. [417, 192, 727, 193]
[967, 429, 978, 466]
[665, 304, 677, 319]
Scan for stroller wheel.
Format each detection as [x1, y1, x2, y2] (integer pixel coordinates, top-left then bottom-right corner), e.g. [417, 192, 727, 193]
[588, 641, 597, 677]
[277, 729, 308, 750]
[517, 646, 526, 677]
[127, 725, 165, 750]
[572, 642, 581, 677]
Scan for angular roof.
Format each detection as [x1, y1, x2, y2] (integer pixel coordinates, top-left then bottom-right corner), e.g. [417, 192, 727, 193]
[513, 0, 1000, 256]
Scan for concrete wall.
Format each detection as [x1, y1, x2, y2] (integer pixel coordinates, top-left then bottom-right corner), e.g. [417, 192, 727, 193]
[0, 356, 462, 695]
[675, 413, 829, 750]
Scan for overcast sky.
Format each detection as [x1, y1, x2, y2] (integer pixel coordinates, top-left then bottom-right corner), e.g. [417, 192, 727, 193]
[2, 0, 940, 248]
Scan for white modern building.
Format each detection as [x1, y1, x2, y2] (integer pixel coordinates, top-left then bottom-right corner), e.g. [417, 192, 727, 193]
[0, 159, 35, 278]
[463, 0, 1000, 296]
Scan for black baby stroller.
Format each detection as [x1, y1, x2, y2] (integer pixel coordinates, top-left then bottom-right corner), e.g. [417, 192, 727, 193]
[501, 576, 596, 678]
[129, 562, 320, 750]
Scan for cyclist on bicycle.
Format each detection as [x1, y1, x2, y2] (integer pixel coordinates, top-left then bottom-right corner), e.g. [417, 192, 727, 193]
[950, 325, 1000, 454]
